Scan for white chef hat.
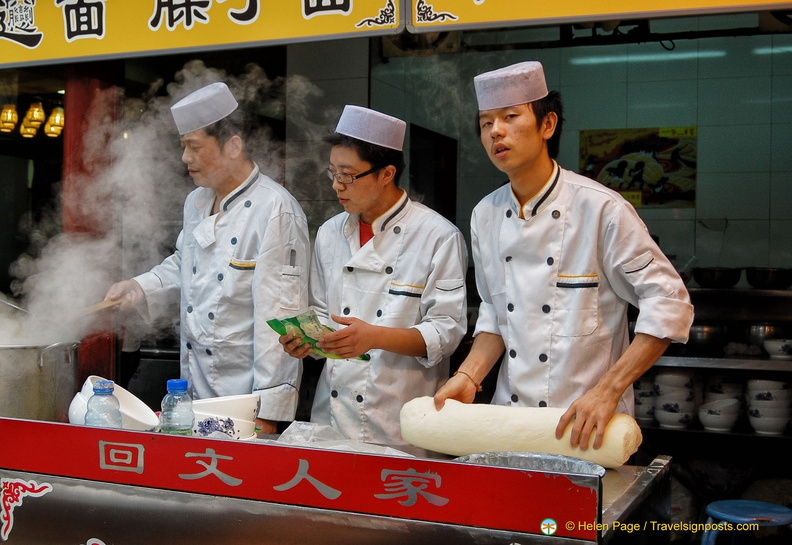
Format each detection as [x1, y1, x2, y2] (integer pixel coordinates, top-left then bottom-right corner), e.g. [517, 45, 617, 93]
[474, 61, 549, 111]
[171, 82, 238, 135]
[335, 105, 406, 151]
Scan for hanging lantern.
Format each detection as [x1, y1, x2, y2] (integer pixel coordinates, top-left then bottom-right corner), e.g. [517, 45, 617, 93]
[46, 106, 65, 128]
[0, 104, 17, 132]
[24, 102, 46, 128]
[20, 123, 37, 138]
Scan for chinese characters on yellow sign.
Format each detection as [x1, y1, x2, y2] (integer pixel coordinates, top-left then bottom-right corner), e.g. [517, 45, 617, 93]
[0, 0, 402, 68]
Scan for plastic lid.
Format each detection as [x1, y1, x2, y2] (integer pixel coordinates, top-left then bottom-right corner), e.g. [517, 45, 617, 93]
[167, 378, 188, 393]
[93, 380, 115, 393]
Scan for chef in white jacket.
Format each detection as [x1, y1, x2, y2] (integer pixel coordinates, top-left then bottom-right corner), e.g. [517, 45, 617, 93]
[434, 61, 693, 451]
[279, 105, 468, 450]
[106, 82, 309, 434]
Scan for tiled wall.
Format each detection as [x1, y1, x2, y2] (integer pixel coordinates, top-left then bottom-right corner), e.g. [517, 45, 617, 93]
[370, 14, 792, 287]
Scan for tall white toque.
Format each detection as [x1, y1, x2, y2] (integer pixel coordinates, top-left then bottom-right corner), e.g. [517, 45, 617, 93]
[171, 82, 239, 135]
[335, 105, 406, 151]
[474, 61, 549, 111]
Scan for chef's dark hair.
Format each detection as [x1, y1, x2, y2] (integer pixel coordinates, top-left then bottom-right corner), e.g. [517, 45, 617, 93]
[325, 133, 406, 186]
[204, 108, 253, 155]
[474, 90, 564, 160]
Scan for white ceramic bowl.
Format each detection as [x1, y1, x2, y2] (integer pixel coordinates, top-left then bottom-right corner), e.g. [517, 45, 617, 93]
[705, 382, 744, 396]
[655, 396, 696, 414]
[698, 398, 741, 415]
[698, 409, 738, 432]
[192, 393, 261, 422]
[653, 384, 695, 400]
[192, 411, 256, 440]
[747, 379, 789, 391]
[748, 415, 790, 435]
[654, 371, 694, 388]
[705, 391, 744, 403]
[70, 376, 159, 431]
[655, 408, 693, 429]
[748, 399, 791, 411]
[763, 340, 792, 360]
[746, 389, 791, 403]
[748, 405, 791, 419]
[633, 377, 654, 392]
[634, 396, 655, 419]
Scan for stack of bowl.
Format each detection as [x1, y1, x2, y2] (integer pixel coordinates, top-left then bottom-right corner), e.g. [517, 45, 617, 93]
[653, 370, 697, 429]
[68, 375, 160, 431]
[633, 376, 656, 423]
[746, 380, 791, 435]
[192, 393, 261, 440]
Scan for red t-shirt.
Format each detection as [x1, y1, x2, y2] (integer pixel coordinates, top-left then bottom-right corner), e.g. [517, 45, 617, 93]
[360, 221, 374, 246]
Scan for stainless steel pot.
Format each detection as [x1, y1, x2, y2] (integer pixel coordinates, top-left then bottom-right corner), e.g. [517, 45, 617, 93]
[0, 341, 79, 421]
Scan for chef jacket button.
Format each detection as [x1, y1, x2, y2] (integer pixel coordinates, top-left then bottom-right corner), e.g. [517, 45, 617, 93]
[385, 266, 393, 274]
[377, 310, 382, 317]
[509, 349, 517, 358]
[552, 210, 560, 219]
[547, 257, 554, 266]
[506, 210, 512, 218]
[393, 226, 401, 234]
[192, 266, 197, 274]
[542, 304, 551, 313]
[205, 348, 212, 356]
[244, 200, 252, 207]
[217, 273, 224, 281]
[356, 395, 364, 403]
[511, 394, 519, 403]
[187, 305, 193, 313]
[346, 266, 353, 272]
[343, 307, 350, 315]
[507, 303, 514, 312]
[231, 237, 237, 245]
[539, 353, 548, 362]
[505, 256, 512, 262]
[208, 312, 215, 320]
[539, 400, 547, 407]
[331, 390, 338, 398]
[186, 342, 192, 350]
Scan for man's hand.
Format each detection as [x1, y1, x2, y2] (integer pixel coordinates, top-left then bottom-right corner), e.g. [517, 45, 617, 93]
[315, 314, 376, 359]
[278, 333, 313, 359]
[433, 372, 478, 411]
[555, 384, 619, 450]
[104, 280, 145, 311]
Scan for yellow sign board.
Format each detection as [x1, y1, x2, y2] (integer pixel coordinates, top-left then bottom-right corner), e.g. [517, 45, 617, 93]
[408, 0, 792, 31]
[0, 0, 403, 69]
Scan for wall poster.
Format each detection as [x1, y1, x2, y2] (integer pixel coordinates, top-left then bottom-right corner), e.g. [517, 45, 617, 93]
[579, 127, 696, 209]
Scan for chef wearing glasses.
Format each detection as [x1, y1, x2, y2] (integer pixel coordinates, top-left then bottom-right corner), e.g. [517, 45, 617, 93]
[279, 105, 468, 450]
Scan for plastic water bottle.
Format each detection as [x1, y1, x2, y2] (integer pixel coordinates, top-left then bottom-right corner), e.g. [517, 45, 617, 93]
[159, 379, 194, 435]
[84, 380, 122, 428]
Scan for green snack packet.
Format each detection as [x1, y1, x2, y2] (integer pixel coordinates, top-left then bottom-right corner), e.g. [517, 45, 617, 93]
[267, 309, 371, 361]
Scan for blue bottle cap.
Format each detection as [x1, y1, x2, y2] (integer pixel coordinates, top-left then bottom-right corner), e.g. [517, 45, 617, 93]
[93, 380, 114, 393]
[167, 378, 188, 392]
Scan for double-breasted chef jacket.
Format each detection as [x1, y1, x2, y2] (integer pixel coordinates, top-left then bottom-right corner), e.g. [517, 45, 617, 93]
[310, 191, 468, 448]
[472, 162, 694, 414]
[135, 166, 310, 422]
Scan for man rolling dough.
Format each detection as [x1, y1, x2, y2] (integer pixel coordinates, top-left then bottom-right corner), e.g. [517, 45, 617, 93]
[433, 61, 693, 451]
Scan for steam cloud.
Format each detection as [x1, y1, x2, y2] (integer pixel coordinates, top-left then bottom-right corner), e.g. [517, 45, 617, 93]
[1, 60, 321, 346]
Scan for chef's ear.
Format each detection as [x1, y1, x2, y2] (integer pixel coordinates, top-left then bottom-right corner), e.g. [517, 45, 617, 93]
[226, 134, 244, 157]
[379, 164, 397, 184]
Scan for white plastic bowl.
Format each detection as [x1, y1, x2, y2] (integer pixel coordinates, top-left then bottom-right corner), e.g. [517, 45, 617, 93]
[698, 398, 741, 415]
[192, 411, 255, 440]
[748, 415, 790, 435]
[70, 376, 159, 431]
[698, 409, 738, 432]
[655, 408, 693, 429]
[192, 393, 261, 422]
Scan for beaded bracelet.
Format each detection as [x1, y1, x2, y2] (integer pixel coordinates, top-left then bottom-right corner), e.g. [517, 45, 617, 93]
[453, 370, 483, 392]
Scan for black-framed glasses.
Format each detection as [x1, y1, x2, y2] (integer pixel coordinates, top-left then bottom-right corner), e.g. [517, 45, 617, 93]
[326, 165, 381, 185]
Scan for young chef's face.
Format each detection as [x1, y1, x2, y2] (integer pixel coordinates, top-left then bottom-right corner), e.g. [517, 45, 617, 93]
[328, 145, 395, 224]
[180, 130, 235, 190]
[478, 103, 557, 177]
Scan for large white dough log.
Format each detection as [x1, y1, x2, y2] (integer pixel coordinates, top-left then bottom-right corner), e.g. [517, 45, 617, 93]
[400, 397, 642, 468]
